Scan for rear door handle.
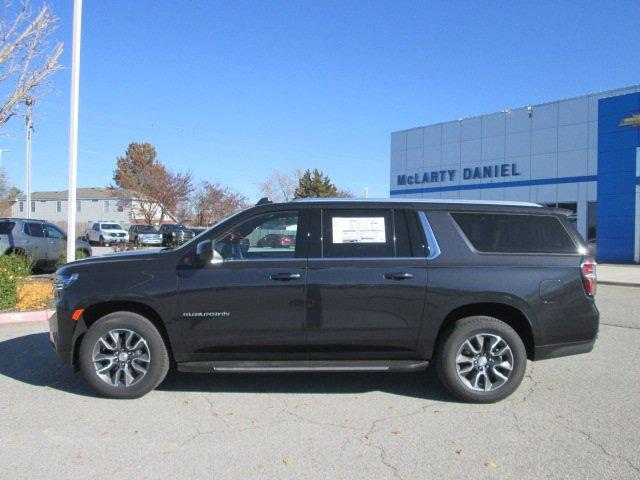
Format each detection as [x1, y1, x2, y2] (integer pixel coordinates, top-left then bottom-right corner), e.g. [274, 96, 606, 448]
[270, 273, 302, 281]
[384, 272, 414, 280]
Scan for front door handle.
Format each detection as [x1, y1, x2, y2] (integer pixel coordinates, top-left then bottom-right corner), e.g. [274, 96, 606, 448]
[384, 272, 414, 280]
[270, 273, 302, 281]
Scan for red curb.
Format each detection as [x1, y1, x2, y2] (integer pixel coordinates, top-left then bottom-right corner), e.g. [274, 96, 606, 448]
[0, 309, 54, 325]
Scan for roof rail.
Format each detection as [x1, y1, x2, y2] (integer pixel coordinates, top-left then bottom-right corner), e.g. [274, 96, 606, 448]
[290, 197, 541, 207]
[256, 197, 272, 206]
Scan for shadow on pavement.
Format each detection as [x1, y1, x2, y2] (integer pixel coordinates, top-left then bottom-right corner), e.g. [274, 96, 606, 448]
[0, 332, 454, 401]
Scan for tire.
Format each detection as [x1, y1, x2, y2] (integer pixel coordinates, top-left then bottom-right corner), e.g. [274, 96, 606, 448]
[99, 236, 105, 246]
[435, 316, 527, 403]
[78, 311, 170, 399]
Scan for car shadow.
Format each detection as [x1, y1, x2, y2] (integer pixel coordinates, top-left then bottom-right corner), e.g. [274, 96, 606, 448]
[0, 332, 455, 402]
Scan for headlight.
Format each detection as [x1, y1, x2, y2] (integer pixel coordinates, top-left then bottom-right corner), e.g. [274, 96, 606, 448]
[53, 273, 79, 292]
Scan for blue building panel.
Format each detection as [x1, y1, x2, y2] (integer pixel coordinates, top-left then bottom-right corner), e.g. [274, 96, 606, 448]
[596, 92, 640, 263]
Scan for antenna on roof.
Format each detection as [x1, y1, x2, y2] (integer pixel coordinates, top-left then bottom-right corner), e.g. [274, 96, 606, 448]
[256, 197, 272, 206]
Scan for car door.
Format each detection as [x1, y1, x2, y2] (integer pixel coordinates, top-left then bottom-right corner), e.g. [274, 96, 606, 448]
[89, 223, 99, 242]
[43, 223, 66, 266]
[177, 208, 309, 361]
[22, 222, 49, 265]
[305, 208, 429, 359]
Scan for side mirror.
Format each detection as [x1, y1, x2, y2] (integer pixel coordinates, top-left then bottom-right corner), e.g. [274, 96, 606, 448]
[195, 240, 223, 265]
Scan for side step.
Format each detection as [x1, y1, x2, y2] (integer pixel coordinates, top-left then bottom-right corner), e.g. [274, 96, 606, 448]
[177, 360, 429, 373]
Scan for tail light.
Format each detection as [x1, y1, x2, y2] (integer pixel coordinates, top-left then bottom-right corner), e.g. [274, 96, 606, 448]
[580, 258, 597, 297]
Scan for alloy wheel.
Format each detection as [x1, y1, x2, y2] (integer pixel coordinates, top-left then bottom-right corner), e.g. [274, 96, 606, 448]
[455, 333, 514, 392]
[91, 329, 151, 387]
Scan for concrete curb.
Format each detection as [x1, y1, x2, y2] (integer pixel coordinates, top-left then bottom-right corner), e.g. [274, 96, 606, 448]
[0, 309, 54, 325]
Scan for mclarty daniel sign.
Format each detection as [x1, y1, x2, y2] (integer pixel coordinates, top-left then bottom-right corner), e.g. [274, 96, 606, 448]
[397, 162, 521, 186]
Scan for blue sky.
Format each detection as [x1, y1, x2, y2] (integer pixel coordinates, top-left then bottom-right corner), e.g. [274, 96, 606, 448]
[2, 0, 639, 201]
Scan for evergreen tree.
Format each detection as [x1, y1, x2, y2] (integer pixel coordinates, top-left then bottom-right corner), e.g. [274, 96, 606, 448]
[293, 169, 339, 198]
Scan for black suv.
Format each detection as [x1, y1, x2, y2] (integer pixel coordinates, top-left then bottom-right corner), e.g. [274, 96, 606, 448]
[158, 224, 195, 247]
[49, 199, 598, 402]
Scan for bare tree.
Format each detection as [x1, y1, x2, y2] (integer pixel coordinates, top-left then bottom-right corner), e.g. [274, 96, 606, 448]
[0, 2, 63, 127]
[0, 167, 20, 215]
[190, 181, 248, 227]
[258, 168, 302, 203]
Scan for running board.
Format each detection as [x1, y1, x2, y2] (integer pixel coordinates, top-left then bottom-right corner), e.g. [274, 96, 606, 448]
[177, 360, 430, 373]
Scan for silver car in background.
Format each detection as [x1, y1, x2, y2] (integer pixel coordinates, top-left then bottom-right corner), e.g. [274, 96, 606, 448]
[128, 224, 163, 246]
[0, 218, 92, 271]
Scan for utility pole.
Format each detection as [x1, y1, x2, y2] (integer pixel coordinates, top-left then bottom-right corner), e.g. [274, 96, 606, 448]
[66, 0, 82, 262]
[25, 98, 33, 219]
[364, 187, 372, 198]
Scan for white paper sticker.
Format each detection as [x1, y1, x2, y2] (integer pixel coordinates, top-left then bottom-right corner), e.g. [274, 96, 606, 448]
[331, 217, 386, 244]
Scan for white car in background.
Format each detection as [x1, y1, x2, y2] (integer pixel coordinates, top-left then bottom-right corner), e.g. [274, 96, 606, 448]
[85, 222, 129, 246]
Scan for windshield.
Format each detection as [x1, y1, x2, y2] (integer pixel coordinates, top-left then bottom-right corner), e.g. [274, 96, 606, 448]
[138, 225, 158, 233]
[101, 223, 123, 230]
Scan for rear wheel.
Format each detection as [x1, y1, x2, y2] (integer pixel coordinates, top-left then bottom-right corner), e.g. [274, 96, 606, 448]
[79, 311, 169, 399]
[436, 316, 526, 403]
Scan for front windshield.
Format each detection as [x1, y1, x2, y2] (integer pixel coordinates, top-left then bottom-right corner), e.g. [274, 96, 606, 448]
[101, 223, 123, 230]
[139, 225, 157, 233]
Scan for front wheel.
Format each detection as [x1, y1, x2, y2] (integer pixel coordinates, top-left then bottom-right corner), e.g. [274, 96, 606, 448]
[78, 311, 169, 399]
[436, 316, 527, 403]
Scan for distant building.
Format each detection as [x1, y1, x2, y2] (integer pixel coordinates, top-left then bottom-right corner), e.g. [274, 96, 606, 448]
[390, 85, 640, 263]
[9, 187, 181, 235]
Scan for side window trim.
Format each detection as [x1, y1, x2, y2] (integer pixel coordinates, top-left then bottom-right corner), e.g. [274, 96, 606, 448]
[418, 211, 441, 260]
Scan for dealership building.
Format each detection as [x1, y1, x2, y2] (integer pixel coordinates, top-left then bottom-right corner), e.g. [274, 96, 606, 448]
[389, 85, 640, 263]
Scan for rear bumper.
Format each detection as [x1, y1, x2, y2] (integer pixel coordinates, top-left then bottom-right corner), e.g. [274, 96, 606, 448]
[534, 338, 596, 360]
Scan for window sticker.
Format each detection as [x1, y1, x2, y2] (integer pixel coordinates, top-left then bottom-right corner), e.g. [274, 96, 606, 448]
[331, 217, 386, 244]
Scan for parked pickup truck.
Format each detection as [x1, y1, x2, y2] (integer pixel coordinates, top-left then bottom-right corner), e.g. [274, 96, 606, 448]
[0, 218, 91, 271]
[85, 222, 129, 246]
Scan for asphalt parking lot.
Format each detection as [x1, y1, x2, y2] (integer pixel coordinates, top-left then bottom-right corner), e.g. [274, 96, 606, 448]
[0, 285, 638, 479]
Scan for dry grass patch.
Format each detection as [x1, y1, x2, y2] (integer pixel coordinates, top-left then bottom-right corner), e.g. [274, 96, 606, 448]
[15, 277, 54, 311]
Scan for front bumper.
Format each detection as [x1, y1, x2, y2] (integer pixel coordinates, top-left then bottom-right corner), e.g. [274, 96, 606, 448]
[107, 236, 128, 243]
[48, 304, 87, 365]
[138, 237, 163, 245]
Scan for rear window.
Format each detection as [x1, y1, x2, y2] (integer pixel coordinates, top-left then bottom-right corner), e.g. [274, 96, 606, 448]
[451, 212, 578, 254]
[0, 222, 15, 234]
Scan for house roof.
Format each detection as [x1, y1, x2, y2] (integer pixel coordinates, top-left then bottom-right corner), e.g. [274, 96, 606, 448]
[17, 187, 132, 201]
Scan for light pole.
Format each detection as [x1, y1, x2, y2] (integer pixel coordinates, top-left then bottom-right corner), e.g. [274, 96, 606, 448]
[66, 0, 82, 262]
[25, 98, 33, 219]
[364, 187, 372, 198]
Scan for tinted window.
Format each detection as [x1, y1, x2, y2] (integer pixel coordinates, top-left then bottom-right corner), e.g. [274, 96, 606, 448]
[394, 210, 427, 258]
[322, 209, 394, 258]
[44, 224, 65, 239]
[0, 222, 15, 234]
[215, 210, 300, 260]
[24, 222, 45, 237]
[451, 212, 578, 254]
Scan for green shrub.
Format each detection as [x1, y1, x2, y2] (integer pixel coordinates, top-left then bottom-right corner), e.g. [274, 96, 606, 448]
[0, 254, 32, 310]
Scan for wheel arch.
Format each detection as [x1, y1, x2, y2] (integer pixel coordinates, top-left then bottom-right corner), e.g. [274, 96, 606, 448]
[72, 300, 174, 368]
[433, 302, 536, 360]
